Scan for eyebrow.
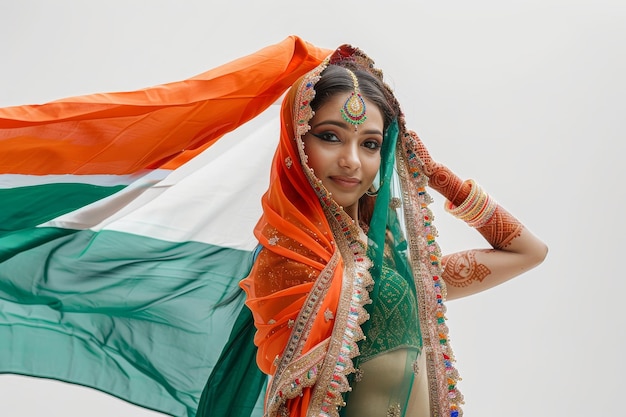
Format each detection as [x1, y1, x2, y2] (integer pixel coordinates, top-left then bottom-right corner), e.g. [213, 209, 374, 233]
[311, 119, 383, 136]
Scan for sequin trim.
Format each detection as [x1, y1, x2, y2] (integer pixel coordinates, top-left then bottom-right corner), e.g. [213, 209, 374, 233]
[386, 403, 401, 417]
[308, 215, 373, 417]
[398, 131, 464, 417]
[265, 340, 329, 415]
[289, 65, 374, 415]
[292, 58, 330, 139]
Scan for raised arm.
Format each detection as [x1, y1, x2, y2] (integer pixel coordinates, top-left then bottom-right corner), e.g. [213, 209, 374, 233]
[408, 130, 548, 300]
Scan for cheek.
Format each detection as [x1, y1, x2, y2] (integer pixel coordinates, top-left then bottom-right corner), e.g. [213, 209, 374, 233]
[302, 139, 316, 165]
[363, 154, 381, 182]
[303, 145, 322, 173]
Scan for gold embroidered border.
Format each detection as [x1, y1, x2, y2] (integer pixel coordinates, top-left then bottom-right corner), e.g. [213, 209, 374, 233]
[396, 137, 465, 417]
[265, 339, 330, 416]
[265, 250, 340, 416]
[306, 214, 373, 417]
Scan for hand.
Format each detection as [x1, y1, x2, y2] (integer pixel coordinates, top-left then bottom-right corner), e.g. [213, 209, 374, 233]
[408, 130, 442, 177]
[407, 130, 470, 205]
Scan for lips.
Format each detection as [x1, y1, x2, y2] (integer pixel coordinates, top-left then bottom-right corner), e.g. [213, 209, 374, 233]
[329, 176, 361, 188]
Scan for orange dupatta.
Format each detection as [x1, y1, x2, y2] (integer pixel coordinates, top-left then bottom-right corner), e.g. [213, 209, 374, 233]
[240, 47, 375, 417]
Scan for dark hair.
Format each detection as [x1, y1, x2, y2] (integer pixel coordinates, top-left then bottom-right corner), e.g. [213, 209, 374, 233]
[310, 65, 398, 131]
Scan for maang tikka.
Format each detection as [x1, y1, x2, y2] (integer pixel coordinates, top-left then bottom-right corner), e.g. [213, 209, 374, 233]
[340, 68, 367, 130]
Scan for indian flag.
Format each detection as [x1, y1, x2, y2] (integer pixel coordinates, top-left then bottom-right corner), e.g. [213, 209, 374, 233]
[0, 37, 330, 417]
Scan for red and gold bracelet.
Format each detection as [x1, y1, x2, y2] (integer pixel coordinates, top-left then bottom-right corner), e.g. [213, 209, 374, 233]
[444, 180, 498, 228]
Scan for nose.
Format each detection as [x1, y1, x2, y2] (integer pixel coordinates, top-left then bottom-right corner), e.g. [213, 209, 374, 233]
[339, 142, 361, 170]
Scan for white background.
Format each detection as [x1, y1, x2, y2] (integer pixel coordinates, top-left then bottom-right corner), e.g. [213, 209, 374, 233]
[1, 1, 624, 416]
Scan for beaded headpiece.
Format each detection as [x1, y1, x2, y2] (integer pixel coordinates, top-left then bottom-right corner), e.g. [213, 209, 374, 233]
[340, 68, 367, 129]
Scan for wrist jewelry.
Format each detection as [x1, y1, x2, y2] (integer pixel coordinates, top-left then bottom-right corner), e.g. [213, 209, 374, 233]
[444, 179, 497, 228]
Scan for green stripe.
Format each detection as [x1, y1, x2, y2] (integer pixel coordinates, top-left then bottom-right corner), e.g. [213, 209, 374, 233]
[0, 228, 255, 417]
[196, 306, 265, 417]
[0, 226, 77, 262]
[0, 227, 78, 262]
[0, 183, 125, 235]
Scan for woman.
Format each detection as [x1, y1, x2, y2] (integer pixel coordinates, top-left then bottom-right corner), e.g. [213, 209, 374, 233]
[208, 45, 548, 417]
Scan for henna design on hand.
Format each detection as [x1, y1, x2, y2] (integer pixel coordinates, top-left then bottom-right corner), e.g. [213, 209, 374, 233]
[428, 167, 471, 206]
[407, 131, 469, 204]
[476, 206, 524, 249]
[442, 250, 493, 288]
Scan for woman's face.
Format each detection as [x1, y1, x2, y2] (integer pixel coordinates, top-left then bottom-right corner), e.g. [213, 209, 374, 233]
[303, 92, 384, 220]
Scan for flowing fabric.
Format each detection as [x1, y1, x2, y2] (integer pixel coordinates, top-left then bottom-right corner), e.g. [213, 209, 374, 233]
[0, 36, 331, 417]
[239, 46, 464, 417]
[1, 36, 465, 417]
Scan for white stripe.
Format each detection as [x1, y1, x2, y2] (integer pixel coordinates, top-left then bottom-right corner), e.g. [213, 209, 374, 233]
[0, 171, 170, 188]
[43, 105, 281, 251]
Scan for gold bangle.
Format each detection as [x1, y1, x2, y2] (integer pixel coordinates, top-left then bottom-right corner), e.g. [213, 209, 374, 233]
[468, 196, 498, 228]
[445, 179, 479, 217]
[445, 179, 498, 228]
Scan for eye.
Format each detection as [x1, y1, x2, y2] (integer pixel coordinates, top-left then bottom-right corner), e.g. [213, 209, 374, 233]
[362, 140, 382, 151]
[312, 132, 340, 142]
